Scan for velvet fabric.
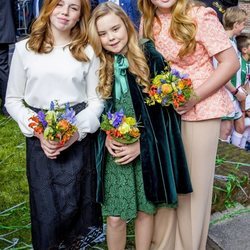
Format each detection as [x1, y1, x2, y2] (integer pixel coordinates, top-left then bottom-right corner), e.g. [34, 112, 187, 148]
[96, 40, 192, 205]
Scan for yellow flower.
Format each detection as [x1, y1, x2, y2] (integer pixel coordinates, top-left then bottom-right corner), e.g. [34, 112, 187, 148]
[161, 84, 173, 94]
[125, 117, 136, 126]
[130, 127, 140, 138]
[152, 74, 164, 86]
[177, 80, 185, 90]
[118, 122, 131, 134]
[154, 94, 162, 103]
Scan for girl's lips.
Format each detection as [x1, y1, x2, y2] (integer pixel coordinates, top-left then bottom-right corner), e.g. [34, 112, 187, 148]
[58, 18, 69, 24]
[110, 42, 119, 47]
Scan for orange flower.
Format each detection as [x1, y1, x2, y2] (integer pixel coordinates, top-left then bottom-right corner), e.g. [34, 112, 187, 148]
[57, 119, 70, 131]
[149, 85, 158, 96]
[177, 94, 186, 103]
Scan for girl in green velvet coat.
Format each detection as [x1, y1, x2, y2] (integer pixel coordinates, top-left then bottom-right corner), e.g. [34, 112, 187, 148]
[88, 2, 192, 250]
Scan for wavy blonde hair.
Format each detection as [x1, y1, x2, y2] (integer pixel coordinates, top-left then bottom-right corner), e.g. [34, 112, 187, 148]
[27, 0, 90, 61]
[138, 0, 197, 58]
[88, 2, 150, 99]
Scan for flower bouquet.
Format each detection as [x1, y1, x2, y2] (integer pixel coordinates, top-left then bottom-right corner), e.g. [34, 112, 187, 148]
[28, 101, 77, 145]
[146, 67, 194, 108]
[100, 109, 140, 144]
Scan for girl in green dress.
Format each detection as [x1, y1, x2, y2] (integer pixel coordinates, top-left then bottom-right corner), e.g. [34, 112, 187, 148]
[88, 2, 192, 250]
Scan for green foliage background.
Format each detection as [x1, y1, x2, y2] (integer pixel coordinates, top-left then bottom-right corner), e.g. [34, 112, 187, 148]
[0, 115, 31, 249]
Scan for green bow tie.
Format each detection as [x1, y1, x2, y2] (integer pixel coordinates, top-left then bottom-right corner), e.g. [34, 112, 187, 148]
[114, 54, 129, 100]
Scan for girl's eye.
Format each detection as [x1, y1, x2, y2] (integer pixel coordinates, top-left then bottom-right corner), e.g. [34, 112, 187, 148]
[57, 2, 63, 6]
[70, 7, 78, 11]
[98, 33, 106, 37]
[113, 27, 119, 32]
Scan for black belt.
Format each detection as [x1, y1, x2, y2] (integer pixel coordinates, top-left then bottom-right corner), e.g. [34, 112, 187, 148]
[27, 102, 87, 115]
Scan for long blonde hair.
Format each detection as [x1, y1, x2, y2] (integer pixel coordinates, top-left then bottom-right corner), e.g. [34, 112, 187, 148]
[88, 2, 150, 99]
[27, 0, 90, 61]
[138, 0, 197, 58]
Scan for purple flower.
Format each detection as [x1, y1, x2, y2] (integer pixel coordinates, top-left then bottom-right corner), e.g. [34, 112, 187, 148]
[50, 101, 55, 110]
[171, 69, 181, 78]
[65, 102, 70, 110]
[37, 111, 47, 127]
[107, 111, 113, 120]
[112, 109, 124, 128]
[61, 108, 76, 124]
[162, 98, 168, 105]
[180, 73, 189, 79]
[157, 88, 162, 94]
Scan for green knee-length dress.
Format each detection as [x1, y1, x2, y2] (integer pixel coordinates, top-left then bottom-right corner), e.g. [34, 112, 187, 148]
[102, 86, 156, 221]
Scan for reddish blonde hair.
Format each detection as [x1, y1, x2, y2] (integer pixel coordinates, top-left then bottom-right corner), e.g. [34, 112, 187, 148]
[27, 0, 90, 61]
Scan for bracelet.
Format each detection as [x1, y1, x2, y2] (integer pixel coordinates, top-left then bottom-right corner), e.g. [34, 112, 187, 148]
[231, 88, 239, 96]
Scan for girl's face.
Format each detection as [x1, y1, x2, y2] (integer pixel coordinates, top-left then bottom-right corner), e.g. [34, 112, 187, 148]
[150, 0, 177, 14]
[96, 12, 128, 54]
[50, 0, 81, 35]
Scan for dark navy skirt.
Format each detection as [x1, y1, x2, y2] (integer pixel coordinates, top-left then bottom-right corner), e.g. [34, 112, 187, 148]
[26, 104, 102, 249]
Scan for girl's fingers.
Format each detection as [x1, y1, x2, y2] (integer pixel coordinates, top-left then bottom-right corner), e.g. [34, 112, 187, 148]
[115, 155, 131, 164]
[107, 146, 116, 156]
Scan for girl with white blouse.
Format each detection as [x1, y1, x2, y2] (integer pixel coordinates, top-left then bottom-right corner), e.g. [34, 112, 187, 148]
[5, 0, 104, 249]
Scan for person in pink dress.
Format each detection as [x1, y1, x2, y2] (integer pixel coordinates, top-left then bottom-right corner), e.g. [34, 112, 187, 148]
[138, 0, 239, 249]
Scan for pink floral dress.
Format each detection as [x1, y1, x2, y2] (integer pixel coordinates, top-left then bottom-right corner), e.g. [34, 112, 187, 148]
[151, 6, 234, 121]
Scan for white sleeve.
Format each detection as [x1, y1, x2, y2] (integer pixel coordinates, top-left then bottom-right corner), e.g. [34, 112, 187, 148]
[75, 52, 104, 141]
[5, 47, 36, 137]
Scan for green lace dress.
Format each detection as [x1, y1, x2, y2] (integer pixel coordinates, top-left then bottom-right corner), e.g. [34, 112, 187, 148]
[102, 55, 156, 220]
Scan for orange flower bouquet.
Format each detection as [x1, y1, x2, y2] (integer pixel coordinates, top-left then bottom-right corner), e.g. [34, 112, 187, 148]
[146, 68, 194, 108]
[100, 109, 140, 144]
[28, 101, 77, 145]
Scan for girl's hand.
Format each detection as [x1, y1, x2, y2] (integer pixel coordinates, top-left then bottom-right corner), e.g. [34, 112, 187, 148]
[57, 131, 79, 154]
[105, 137, 124, 157]
[34, 132, 61, 159]
[115, 140, 140, 165]
[175, 96, 198, 115]
[35, 131, 79, 159]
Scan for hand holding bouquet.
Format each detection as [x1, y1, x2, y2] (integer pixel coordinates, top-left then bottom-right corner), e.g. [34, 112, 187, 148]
[146, 67, 194, 108]
[29, 101, 77, 145]
[100, 109, 140, 144]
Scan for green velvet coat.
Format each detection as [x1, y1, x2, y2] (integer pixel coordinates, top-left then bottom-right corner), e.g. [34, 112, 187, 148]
[96, 40, 192, 205]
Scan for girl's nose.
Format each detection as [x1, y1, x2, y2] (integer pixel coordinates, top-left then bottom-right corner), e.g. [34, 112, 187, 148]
[61, 5, 69, 15]
[108, 33, 115, 41]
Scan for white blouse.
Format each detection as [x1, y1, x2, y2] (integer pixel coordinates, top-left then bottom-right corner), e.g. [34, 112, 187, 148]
[5, 39, 104, 140]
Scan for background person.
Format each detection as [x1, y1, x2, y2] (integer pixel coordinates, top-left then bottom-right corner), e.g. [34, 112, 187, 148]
[0, 0, 16, 116]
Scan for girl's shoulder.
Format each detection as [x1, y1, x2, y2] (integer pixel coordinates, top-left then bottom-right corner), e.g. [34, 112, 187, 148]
[14, 38, 30, 55]
[189, 5, 218, 20]
[140, 39, 161, 57]
[15, 37, 29, 49]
